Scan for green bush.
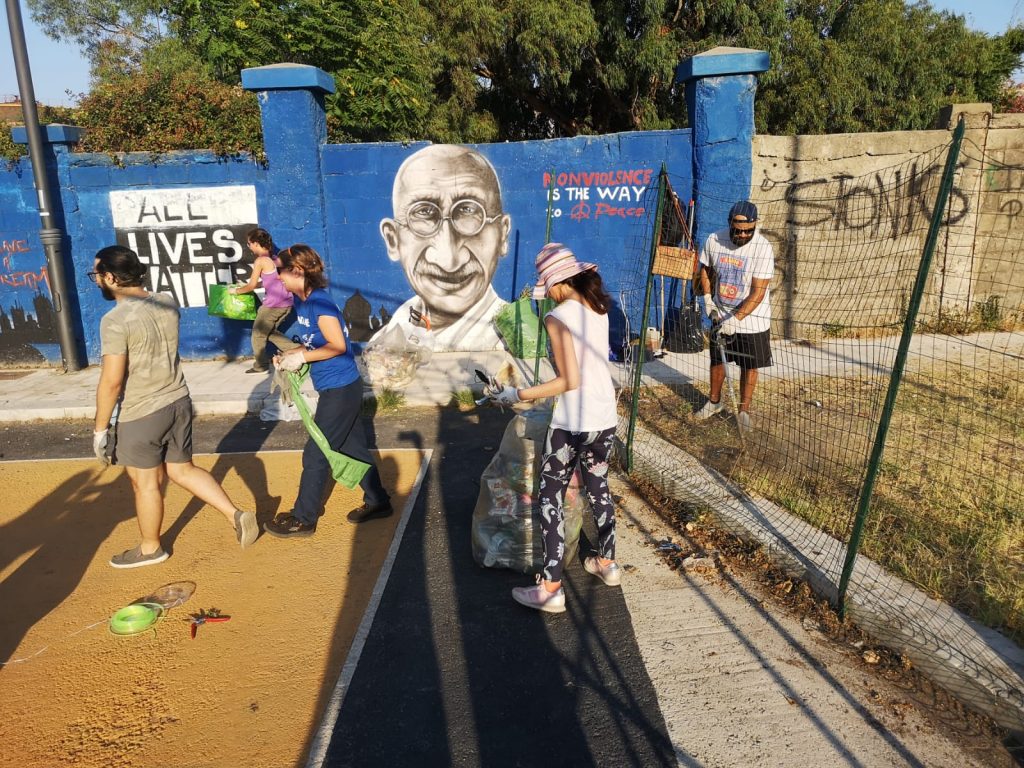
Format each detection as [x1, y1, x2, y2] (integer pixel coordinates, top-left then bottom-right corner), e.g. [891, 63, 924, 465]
[76, 63, 263, 161]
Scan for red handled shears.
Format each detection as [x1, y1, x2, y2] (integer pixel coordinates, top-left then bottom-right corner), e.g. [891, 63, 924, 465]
[189, 608, 231, 639]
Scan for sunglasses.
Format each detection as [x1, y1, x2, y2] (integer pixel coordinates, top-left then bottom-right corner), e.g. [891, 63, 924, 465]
[730, 226, 755, 238]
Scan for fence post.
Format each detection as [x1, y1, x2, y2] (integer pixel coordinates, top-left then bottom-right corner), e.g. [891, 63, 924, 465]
[531, 169, 557, 385]
[837, 117, 966, 616]
[625, 165, 668, 472]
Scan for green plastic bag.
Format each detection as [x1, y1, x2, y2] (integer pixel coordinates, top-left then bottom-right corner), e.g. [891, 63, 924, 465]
[494, 298, 545, 360]
[207, 283, 258, 321]
[285, 369, 371, 489]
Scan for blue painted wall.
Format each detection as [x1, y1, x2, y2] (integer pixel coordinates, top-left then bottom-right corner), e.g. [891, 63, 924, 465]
[1, 49, 770, 365]
[0, 160, 57, 364]
[62, 151, 264, 361]
[320, 131, 690, 354]
[1, 131, 691, 363]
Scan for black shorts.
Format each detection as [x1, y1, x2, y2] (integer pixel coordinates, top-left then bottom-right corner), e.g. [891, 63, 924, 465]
[710, 330, 772, 370]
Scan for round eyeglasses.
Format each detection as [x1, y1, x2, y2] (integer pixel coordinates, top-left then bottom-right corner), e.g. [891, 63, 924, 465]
[397, 199, 501, 238]
[86, 271, 101, 283]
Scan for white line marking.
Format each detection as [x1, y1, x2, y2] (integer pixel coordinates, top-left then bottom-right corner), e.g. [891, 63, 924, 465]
[305, 448, 433, 768]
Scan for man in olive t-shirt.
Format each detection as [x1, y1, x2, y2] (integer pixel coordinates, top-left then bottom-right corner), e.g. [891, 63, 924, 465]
[92, 245, 258, 568]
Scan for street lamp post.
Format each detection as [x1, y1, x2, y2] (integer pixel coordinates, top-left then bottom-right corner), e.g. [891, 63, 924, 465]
[4, 0, 84, 371]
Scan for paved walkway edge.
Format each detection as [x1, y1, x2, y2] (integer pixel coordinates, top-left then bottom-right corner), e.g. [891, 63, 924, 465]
[305, 449, 433, 768]
[616, 425, 1024, 735]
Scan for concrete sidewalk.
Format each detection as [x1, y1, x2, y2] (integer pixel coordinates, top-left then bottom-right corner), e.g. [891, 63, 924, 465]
[0, 350, 547, 422]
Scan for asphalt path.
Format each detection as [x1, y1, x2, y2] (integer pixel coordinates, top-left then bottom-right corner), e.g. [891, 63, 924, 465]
[4, 409, 675, 768]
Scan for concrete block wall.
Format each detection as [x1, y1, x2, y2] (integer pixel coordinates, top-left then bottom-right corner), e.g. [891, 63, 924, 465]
[752, 109, 1024, 339]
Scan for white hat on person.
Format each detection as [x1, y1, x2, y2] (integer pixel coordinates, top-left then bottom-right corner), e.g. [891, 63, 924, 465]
[533, 243, 597, 300]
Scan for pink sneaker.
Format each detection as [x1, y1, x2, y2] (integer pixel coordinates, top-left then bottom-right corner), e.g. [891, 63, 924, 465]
[583, 557, 622, 586]
[512, 576, 566, 613]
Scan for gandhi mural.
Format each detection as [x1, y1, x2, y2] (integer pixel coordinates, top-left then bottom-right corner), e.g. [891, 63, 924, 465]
[373, 145, 512, 352]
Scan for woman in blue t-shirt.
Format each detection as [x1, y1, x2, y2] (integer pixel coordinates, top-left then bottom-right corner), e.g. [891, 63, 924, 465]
[263, 245, 392, 538]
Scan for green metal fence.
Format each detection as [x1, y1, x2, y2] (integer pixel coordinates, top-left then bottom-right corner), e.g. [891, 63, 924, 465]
[617, 118, 1023, 732]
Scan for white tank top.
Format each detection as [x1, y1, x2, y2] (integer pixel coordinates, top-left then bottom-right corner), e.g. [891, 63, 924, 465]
[547, 299, 617, 432]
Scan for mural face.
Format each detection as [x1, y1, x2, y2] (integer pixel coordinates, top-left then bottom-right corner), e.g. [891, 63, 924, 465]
[375, 145, 512, 353]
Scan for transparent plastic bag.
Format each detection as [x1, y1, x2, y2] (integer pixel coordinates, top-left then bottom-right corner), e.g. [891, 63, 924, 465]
[471, 405, 586, 574]
[362, 321, 433, 390]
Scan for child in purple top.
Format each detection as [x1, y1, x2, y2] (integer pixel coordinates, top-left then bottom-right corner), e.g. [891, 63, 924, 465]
[230, 228, 301, 373]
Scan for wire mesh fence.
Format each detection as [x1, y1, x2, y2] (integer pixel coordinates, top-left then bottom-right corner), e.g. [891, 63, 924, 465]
[614, 125, 1023, 731]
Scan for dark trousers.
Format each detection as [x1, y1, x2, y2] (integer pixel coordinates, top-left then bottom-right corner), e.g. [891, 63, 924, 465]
[292, 379, 389, 524]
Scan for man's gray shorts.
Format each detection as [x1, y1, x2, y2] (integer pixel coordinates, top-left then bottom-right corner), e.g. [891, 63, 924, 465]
[112, 395, 193, 469]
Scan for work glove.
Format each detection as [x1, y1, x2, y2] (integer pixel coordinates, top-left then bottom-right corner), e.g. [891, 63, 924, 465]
[490, 385, 521, 407]
[719, 315, 741, 336]
[93, 429, 110, 465]
[702, 294, 720, 322]
[275, 350, 306, 372]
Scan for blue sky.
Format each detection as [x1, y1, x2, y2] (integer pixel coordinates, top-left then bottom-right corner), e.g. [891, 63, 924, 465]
[1, 0, 1022, 107]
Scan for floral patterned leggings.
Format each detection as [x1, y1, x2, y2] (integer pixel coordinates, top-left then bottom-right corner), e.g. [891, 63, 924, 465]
[538, 426, 617, 583]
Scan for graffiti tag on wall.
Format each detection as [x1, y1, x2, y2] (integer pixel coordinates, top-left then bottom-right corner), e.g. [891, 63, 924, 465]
[541, 169, 654, 223]
[110, 186, 257, 308]
[760, 161, 970, 239]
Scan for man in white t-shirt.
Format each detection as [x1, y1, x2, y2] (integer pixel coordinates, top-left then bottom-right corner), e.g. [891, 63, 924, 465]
[694, 200, 775, 429]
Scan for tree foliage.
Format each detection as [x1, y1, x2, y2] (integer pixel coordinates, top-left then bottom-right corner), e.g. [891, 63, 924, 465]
[22, 0, 1024, 146]
[73, 40, 263, 157]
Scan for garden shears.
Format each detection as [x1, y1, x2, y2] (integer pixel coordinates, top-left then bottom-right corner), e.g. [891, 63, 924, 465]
[189, 608, 231, 639]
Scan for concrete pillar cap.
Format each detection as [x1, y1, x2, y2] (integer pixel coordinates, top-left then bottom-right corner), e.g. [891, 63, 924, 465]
[241, 63, 336, 95]
[11, 124, 83, 145]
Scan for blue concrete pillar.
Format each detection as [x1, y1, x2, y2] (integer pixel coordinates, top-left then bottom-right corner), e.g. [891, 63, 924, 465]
[241, 64, 335, 256]
[676, 47, 770, 251]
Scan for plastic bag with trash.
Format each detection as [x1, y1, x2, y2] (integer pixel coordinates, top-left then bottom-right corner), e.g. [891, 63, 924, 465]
[362, 320, 433, 391]
[471, 404, 586, 574]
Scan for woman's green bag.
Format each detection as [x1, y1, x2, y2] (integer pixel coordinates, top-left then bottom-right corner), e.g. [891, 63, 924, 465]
[493, 298, 544, 360]
[207, 284, 258, 321]
[286, 369, 371, 489]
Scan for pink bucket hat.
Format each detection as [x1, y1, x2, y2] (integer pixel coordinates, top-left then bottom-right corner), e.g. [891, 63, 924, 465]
[533, 243, 597, 299]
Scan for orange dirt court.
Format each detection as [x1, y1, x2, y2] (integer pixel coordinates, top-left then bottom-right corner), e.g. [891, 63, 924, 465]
[0, 448, 428, 768]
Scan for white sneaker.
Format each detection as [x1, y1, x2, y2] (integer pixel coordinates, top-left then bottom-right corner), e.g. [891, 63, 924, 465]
[512, 576, 566, 613]
[694, 399, 725, 420]
[583, 557, 622, 586]
[737, 411, 752, 431]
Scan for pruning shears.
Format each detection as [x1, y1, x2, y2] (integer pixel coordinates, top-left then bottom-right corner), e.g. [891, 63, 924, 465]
[189, 608, 231, 639]
[474, 369, 499, 406]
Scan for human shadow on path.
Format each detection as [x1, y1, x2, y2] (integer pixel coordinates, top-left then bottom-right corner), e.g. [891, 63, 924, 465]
[0, 466, 134, 668]
[323, 403, 676, 767]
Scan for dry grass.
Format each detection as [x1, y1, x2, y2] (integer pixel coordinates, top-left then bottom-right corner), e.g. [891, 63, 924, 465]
[629, 362, 1024, 645]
